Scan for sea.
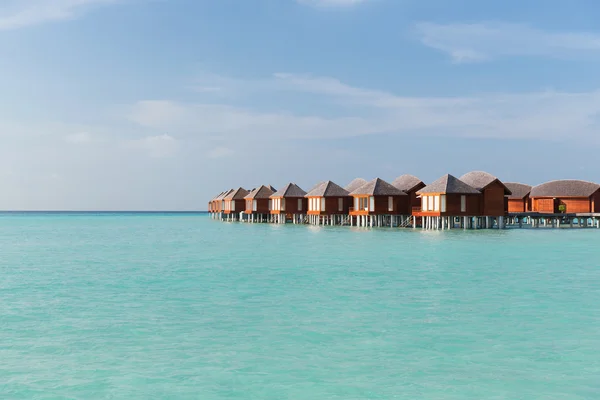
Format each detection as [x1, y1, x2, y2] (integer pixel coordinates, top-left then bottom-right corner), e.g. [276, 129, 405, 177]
[1, 212, 599, 399]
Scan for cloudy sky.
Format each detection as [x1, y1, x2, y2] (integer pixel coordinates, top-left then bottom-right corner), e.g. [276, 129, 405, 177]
[2, 0, 600, 210]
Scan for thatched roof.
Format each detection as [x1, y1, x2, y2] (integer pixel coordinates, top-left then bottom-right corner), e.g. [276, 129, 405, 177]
[417, 174, 480, 195]
[460, 171, 511, 195]
[344, 178, 368, 193]
[530, 180, 600, 198]
[271, 183, 307, 198]
[305, 181, 349, 197]
[505, 183, 532, 199]
[224, 187, 249, 200]
[216, 189, 233, 201]
[350, 178, 406, 196]
[392, 174, 424, 193]
[244, 185, 275, 200]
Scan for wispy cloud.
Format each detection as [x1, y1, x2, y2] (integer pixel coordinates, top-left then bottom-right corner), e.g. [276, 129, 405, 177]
[0, 0, 120, 30]
[207, 147, 234, 159]
[129, 72, 600, 144]
[415, 22, 600, 63]
[124, 134, 179, 158]
[297, 0, 370, 8]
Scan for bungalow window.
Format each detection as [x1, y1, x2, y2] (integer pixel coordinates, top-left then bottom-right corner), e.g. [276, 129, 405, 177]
[321, 197, 326, 212]
[461, 195, 466, 212]
[281, 199, 286, 211]
[359, 197, 369, 210]
[338, 198, 343, 211]
[369, 197, 375, 212]
[441, 195, 447, 213]
[421, 196, 427, 211]
[434, 196, 440, 211]
[231, 201, 235, 212]
[354, 197, 359, 210]
[252, 200, 257, 212]
[388, 196, 393, 212]
[298, 198, 302, 211]
[428, 196, 434, 211]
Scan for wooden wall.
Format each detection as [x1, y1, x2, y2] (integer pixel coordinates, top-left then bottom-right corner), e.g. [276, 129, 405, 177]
[532, 197, 594, 213]
[270, 197, 307, 214]
[415, 193, 481, 216]
[481, 182, 507, 216]
[508, 198, 527, 213]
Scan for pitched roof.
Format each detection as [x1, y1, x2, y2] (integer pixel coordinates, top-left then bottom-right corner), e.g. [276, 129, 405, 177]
[350, 178, 406, 196]
[505, 182, 532, 199]
[224, 187, 249, 200]
[216, 189, 233, 200]
[344, 178, 368, 193]
[530, 180, 600, 198]
[392, 174, 425, 193]
[244, 185, 275, 200]
[268, 185, 277, 192]
[459, 171, 511, 195]
[271, 183, 307, 198]
[417, 174, 480, 195]
[305, 181, 350, 197]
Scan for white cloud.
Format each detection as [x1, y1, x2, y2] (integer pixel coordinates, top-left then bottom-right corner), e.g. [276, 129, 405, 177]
[64, 132, 93, 144]
[132, 73, 600, 144]
[415, 22, 600, 63]
[207, 147, 234, 159]
[297, 0, 370, 7]
[125, 134, 179, 158]
[0, 0, 120, 30]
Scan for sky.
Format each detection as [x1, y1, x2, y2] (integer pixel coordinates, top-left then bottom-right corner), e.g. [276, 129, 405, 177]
[2, 0, 600, 210]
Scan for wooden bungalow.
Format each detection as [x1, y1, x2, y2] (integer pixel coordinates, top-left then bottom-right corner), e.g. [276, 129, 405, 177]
[504, 183, 532, 213]
[212, 189, 233, 219]
[414, 174, 484, 230]
[244, 185, 276, 223]
[459, 171, 512, 219]
[392, 174, 426, 214]
[305, 181, 352, 225]
[530, 180, 600, 214]
[208, 191, 224, 217]
[223, 187, 249, 221]
[349, 178, 409, 227]
[344, 178, 368, 193]
[270, 183, 308, 224]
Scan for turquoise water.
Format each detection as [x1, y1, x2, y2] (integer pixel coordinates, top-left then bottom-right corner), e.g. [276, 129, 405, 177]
[1, 213, 600, 399]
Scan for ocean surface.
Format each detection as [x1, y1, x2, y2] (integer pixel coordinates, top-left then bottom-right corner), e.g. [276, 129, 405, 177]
[1, 212, 600, 399]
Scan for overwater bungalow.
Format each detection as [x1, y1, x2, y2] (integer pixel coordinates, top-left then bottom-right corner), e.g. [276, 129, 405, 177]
[392, 174, 426, 214]
[349, 178, 409, 227]
[244, 185, 276, 223]
[414, 174, 484, 229]
[529, 180, 600, 214]
[270, 183, 307, 224]
[505, 183, 532, 213]
[344, 178, 368, 193]
[459, 171, 512, 220]
[213, 189, 233, 219]
[305, 181, 351, 225]
[208, 191, 224, 217]
[223, 187, 249, 221]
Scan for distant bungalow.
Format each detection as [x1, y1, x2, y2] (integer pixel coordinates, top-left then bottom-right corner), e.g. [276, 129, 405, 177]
[414, 174, 483, 230]
[209, 173, 600, 229]
[270, 183, 307, 224]
[505, 183, 532, 213]
[349, 178, 409, 227]
[244, 185, 276, 223]
[530, 180, 600, 214]
[305, 181, 351, 225]
[392, 174, 426, 213]
[223, 187, 249, 221]
[344, 178, 368, 193]
[459, 171, 512, 226]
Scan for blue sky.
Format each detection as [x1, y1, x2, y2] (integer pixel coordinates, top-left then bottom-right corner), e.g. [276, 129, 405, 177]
[2, 0, 600, 210]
